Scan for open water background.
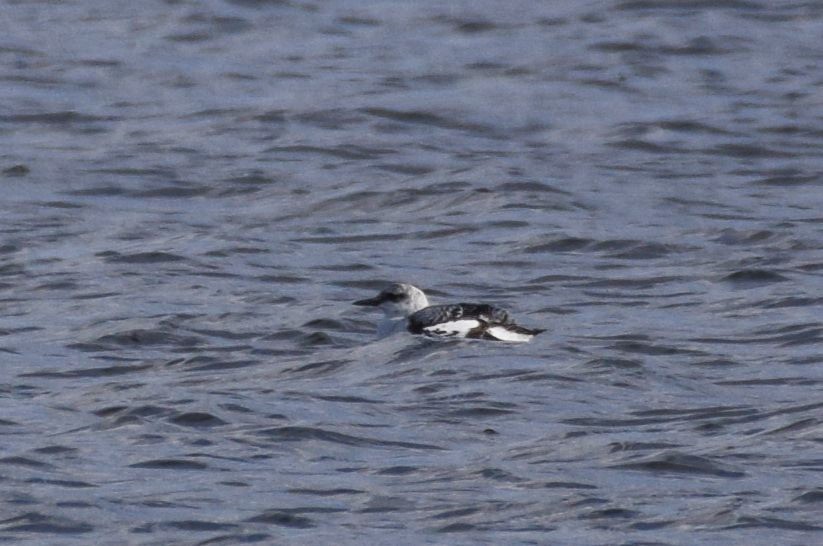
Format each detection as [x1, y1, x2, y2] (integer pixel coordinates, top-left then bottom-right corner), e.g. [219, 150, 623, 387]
[1, 1, 823, 544]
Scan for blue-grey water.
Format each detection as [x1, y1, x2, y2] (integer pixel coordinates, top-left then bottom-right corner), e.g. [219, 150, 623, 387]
[2, 1, 823, 544]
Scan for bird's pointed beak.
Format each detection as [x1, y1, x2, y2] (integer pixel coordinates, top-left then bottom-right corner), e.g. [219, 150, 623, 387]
[353, 295, 383, 306]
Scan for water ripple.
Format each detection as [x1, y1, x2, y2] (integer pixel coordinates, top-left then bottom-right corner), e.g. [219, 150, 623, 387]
[3, 0, 823, 543]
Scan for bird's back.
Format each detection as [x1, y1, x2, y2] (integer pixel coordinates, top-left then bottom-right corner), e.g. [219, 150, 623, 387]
[408, 303, 541, 341]
[407, 303, 508, 331]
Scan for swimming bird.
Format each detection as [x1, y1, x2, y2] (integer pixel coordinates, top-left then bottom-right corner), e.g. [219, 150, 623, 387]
[353, 283, 544, 342]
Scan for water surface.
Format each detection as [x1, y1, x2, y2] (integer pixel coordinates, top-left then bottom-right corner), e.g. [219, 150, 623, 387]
[1, 1, 822, 544]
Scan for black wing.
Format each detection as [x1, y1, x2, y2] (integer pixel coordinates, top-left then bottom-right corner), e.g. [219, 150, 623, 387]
[407, 303, 512, 335]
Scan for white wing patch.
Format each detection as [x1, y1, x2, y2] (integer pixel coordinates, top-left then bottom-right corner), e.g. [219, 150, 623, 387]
[422, 319, 480, 338]
[486, 326, 534, 343]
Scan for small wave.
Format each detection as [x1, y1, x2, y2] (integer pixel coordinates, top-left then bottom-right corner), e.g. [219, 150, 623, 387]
[255, 426, 444, 450]
[0, 512, 94, 534]
[722, 269, 788, 285]
[245, 511, 315, 528]
[138, 520, 239, 532]
[721, 515, 821, 531]
[129, 459, 209, 470]
[20, 364, 153, 378]
[792, 489, 823, 504]
[98, 251, 188, 264]
[168, 412, 227, 428]
[612, 451, 745, 478]
[0, 456, 52, 469]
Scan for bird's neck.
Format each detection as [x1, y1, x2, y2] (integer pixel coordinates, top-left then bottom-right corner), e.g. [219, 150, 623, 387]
[377, 317, 406, 338]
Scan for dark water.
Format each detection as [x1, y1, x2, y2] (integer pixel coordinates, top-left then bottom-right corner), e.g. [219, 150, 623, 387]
[2, 1, 823, 544]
